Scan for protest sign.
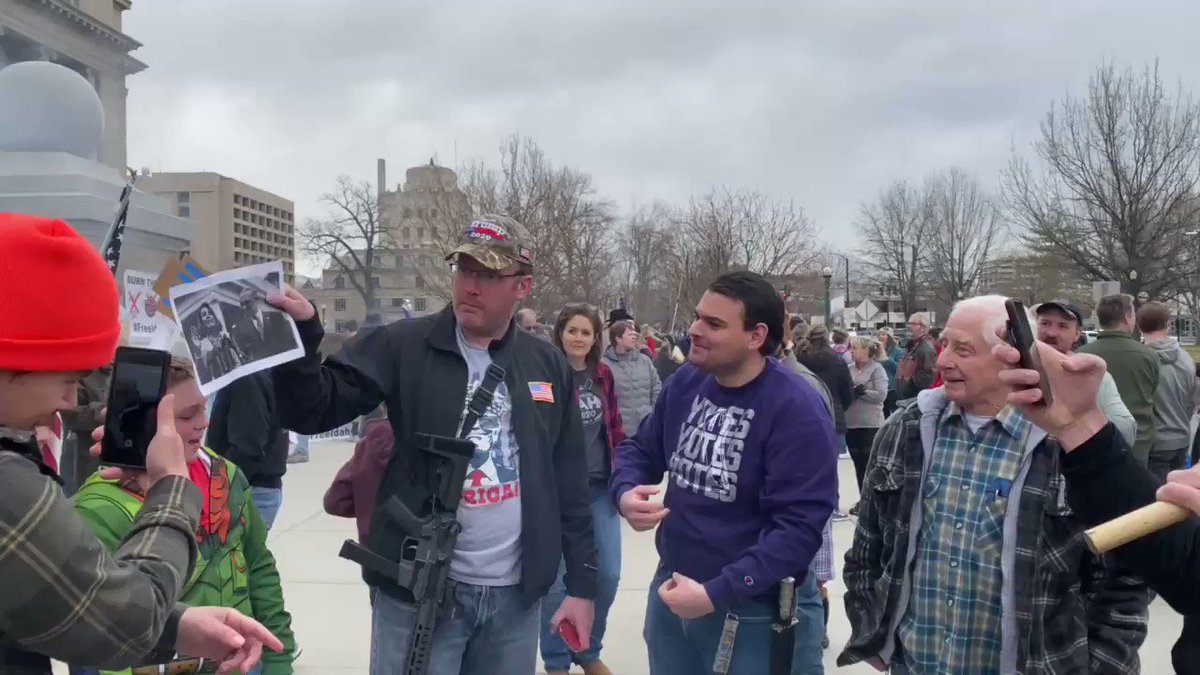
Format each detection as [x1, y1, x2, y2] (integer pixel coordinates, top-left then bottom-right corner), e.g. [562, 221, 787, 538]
[123, 269, 176, 349]
[308, 424, 355, 442]
[153, 255, 211, 319]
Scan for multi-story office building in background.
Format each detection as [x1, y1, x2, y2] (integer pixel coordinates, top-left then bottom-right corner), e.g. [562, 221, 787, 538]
[139, 171, 296, 281]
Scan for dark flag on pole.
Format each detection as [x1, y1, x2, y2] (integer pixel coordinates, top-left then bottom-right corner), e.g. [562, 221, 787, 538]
[100, 170, 136, 276]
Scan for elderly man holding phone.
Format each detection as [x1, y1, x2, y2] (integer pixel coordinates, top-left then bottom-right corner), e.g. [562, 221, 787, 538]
[995, 320, 1200, 675]
[840, 295, 1148, 675]
[0, 214, 282, 674]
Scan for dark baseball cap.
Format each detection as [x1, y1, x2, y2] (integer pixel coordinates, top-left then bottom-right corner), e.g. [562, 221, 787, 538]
[1036, 299, 1084, 325]
[446, 214, 534, 271]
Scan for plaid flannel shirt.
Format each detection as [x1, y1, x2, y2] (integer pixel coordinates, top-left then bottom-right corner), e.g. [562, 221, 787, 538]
[594, 361, 627, 456]
[813, 516, 835, 583]
[837, 390, 1150, 675]
[0, 437, 201, 674]
[894, 404, 1031, 674]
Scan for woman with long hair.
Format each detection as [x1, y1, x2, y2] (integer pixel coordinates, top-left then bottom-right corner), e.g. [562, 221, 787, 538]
[846, 336, 888, 516]
[194, 302, 243, 380]
[540, 304, 625, 675]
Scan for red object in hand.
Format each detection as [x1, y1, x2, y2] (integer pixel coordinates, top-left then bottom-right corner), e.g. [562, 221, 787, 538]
[558, 619, 583, 652]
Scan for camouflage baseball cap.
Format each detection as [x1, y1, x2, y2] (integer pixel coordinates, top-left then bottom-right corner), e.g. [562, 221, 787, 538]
[446, 214, 534, 271]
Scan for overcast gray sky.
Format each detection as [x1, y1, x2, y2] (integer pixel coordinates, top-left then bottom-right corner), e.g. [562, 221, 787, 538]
[125, 1, 1200, 276]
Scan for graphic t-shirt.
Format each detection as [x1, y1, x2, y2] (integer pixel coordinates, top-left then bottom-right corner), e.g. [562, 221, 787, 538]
[450, 327, 523, 586]
[574, 366, 609, 483]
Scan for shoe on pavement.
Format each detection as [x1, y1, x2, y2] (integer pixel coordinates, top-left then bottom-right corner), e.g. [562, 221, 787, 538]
[581, 661, 613, 675]
[848, 502, 861, 517]
[286, 451, 309, 464]
[832, 510, 851, 521]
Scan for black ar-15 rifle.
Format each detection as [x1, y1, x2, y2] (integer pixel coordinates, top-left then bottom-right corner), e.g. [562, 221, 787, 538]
[338, 362, 506, 675]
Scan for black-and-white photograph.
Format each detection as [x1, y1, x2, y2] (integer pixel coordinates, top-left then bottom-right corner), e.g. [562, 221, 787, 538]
[168, 260, 303, 396]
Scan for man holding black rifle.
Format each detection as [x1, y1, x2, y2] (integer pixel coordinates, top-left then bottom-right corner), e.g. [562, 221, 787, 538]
[267, 215, 596, 675]
[0, 214, 282, 674]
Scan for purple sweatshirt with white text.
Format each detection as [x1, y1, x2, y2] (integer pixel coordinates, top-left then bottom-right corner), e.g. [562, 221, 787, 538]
[611, 359, 838, 608]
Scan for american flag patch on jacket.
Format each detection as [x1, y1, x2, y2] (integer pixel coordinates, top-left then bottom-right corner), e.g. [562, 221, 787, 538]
[528, 381, 554, 403]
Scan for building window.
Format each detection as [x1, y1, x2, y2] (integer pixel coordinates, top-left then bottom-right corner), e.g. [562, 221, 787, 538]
[416, 227, 425, 239]
[415, 297, 427, 312]
[371, 276, 380, 288]
[177, 191, 190, 203]
[234, 195, 241, 206]
[403, 208, 412, 218]
[391, 297, 404, 307]
[416, 275, 425, 289]
[178, 205, 190, 218]
[335, 320, 346, 333]
[334, 299, 347, 311]
[334, 276, 345, 289]
[430, 208, 438, 218]
[401, 227, 410, 239]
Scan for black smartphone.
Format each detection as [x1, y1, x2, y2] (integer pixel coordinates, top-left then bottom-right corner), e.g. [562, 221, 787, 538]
[1004, 298, 1053, 406]
[100, 346, 171, 468]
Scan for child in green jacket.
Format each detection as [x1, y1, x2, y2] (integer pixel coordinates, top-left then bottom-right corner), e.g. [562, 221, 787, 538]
[74, 357, 296, 674]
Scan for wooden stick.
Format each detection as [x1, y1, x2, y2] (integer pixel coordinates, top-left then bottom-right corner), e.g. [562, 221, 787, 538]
[1084, 501, 1190, 554]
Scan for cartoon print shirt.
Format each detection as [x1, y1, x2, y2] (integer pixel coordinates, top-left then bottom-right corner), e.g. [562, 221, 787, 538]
[574, 366, 609, 483]
[450, 326, 523, 586]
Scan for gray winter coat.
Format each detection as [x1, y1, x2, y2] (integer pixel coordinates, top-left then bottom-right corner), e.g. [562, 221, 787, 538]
[845, 360, 888, 429]
[603, 346, 662, 438]
[1146, 336, 1199, 452]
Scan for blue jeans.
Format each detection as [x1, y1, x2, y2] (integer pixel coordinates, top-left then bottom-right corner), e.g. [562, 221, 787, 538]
[251, 486, 282, 531]
[539, 486, 622, 671]
[370, 583, 538, 675]
[644, 565, 824, 675]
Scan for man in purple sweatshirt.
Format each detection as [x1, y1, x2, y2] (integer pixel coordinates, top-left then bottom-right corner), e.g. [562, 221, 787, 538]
[611, 270, 839, 674]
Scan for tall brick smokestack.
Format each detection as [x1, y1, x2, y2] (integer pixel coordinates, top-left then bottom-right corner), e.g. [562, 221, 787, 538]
[377, 158, 386, 202]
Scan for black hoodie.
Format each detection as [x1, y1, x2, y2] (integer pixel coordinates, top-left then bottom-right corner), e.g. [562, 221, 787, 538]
[208, 371, 289, 489]
[797, 346, 853, 433]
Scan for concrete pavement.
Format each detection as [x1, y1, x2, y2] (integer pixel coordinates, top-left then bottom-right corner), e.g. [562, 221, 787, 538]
[264, 441, 1181, 674]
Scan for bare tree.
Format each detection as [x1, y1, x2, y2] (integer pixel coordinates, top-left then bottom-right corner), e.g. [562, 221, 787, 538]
[856, 180, 933, 317]
[298, 176, 393, 312]
[446, 134, 620, 313]
[664, 187, 822, 316]
[617, 202, 674, 321]
[925, 168, 1004, 306]
[1004, 62, 1200, 300]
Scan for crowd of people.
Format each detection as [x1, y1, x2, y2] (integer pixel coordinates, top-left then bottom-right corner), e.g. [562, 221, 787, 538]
[7, 207, 1200, 675]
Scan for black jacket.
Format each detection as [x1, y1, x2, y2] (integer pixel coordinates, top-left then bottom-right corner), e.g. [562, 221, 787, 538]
[208, 371, 290, 489]
[271, 305, 597, 607]
[797, 347, 853, 432]
[1062, 422, 1200, 674]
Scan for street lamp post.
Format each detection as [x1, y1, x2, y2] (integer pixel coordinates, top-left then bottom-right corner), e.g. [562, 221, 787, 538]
[831, 253, 851, 326]
[822, 266, 833, 326]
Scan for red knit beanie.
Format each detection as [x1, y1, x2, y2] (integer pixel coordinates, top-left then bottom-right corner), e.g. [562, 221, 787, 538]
[0, 214, 120, 371]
